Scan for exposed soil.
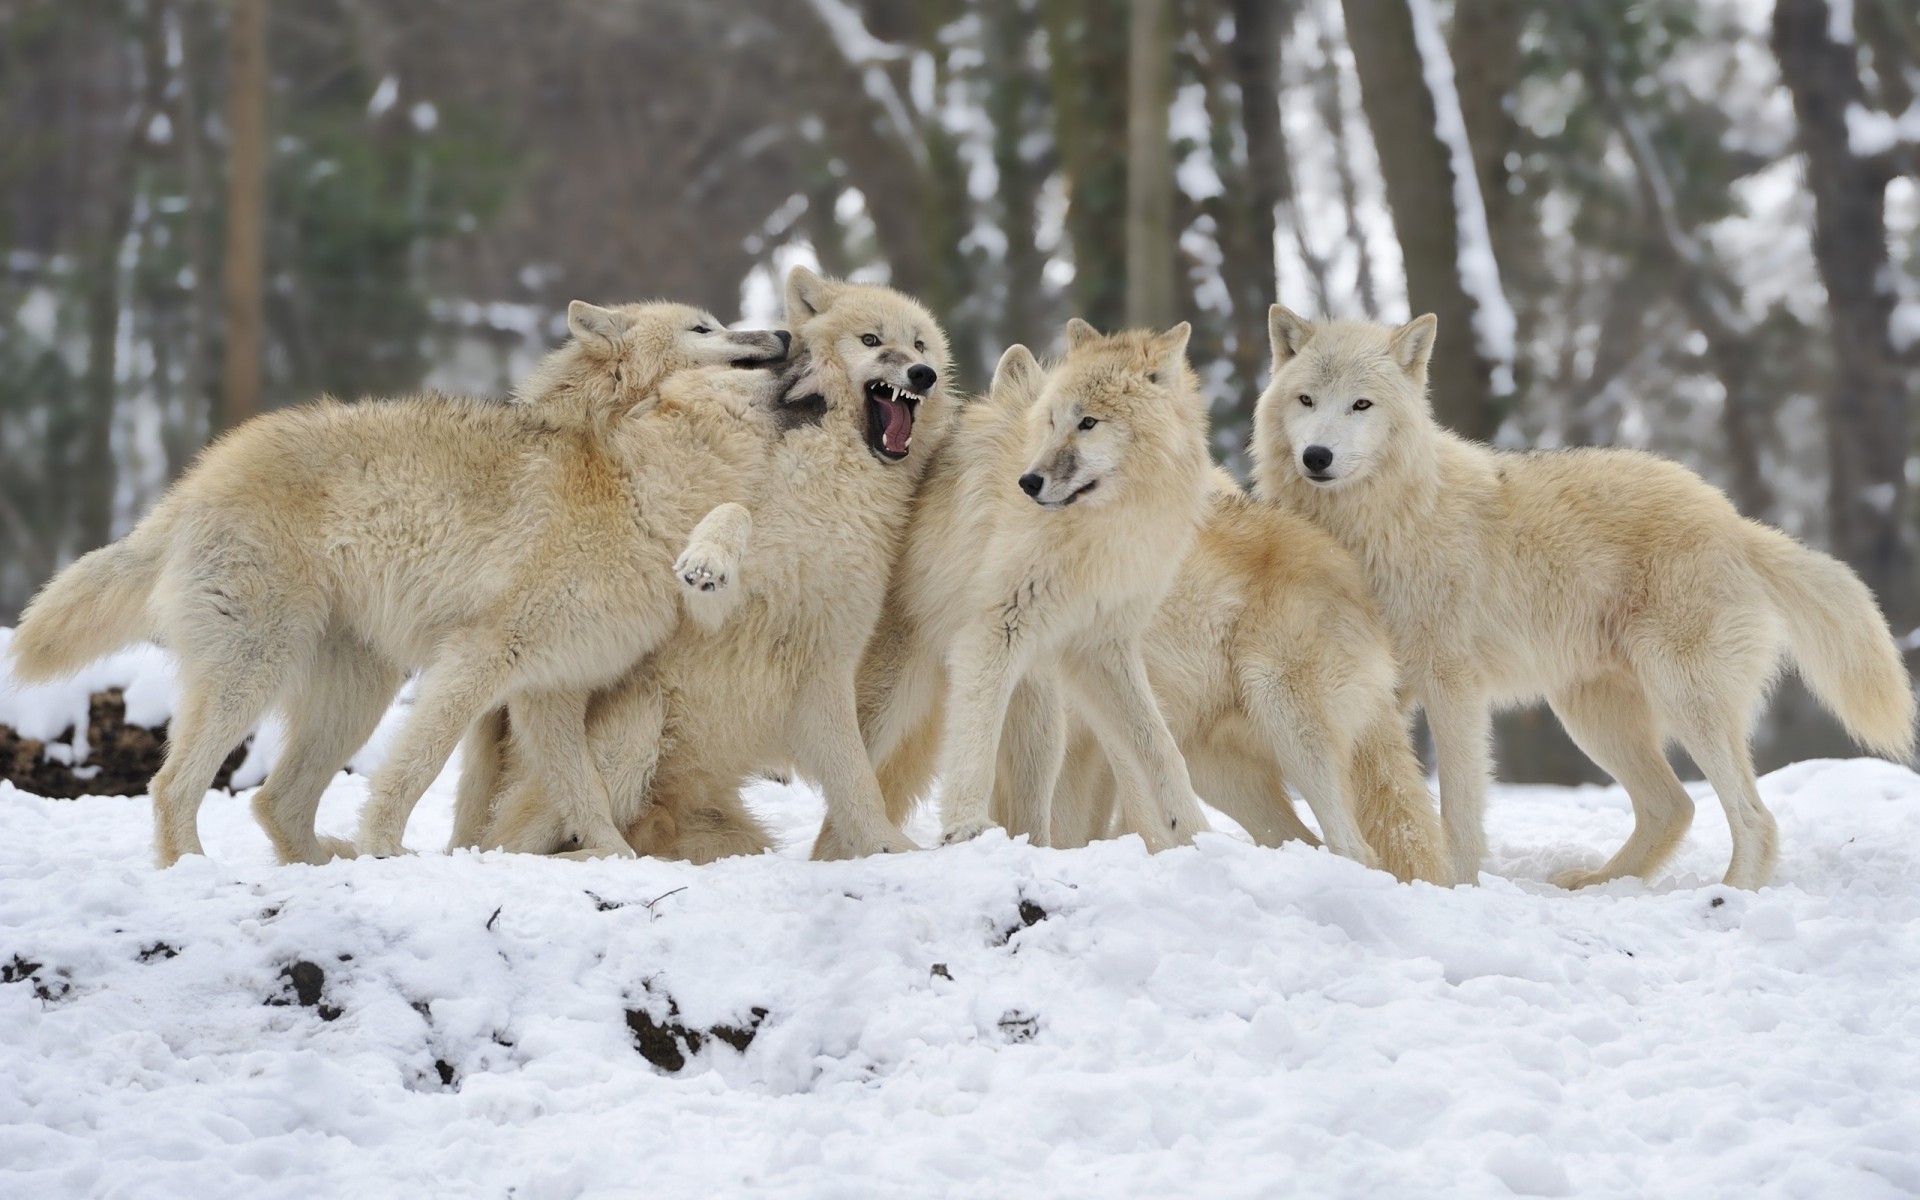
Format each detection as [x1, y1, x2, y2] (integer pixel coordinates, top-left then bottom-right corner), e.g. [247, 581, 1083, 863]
[0, 688, 248, 799]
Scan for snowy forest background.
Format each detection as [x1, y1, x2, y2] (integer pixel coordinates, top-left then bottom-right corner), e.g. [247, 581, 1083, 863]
[0, 0, 1915, 780]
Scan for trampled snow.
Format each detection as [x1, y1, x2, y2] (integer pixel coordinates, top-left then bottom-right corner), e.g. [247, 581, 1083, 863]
[4, 648, 1920, 1198]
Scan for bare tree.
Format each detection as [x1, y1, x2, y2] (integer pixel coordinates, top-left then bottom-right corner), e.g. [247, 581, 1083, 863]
[219, 0, 268, 432]
[1772, 0, 1914, 628]
[1125, 0, 1175, 327]
[1341, 0, 1513, 441]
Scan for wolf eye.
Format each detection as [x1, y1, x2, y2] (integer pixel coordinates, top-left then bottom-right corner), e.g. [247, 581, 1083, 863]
[861, 333, 881, 347]
[691, 325, 712, 335]
[914, 339, 926, 352]
[1078, 416, 1098, 431]
[1147, 371, 1161, 384]
[1298, 394, 1314, 408]
[1353, 398, 1372, 411]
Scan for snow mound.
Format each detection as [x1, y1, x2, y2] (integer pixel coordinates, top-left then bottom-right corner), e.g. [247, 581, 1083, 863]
[4, 754, 1920, 1197]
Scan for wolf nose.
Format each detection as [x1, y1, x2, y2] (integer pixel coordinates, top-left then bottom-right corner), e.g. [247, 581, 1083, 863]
[907, 364, 937, 392]
[1018, 473, 1044, 497]
[1302, 445, 1333, 473]
[774, 330, 792, 353]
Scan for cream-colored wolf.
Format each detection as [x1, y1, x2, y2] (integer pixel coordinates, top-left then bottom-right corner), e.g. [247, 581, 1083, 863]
[1253, 306, 1915, 889]
[7, 303, 787, 865]
[1045, 472, 1453, 883]
[849, 321, 1215, 853]
[455, 269, 956, 862]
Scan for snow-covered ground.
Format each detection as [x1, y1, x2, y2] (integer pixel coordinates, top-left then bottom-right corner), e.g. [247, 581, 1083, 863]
[4, 646, 1919, 1198]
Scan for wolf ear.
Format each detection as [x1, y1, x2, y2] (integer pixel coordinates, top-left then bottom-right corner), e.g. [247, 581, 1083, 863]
[1150, 321, 1192, 364]
[1268, 305, 1314, 365]
[567, 301, 629, 353]
[1063, 317, 1100, 352]
[1388, 313, 1438, 376]
[992, 344, 1043, 395]
[785, 266, 844, 324]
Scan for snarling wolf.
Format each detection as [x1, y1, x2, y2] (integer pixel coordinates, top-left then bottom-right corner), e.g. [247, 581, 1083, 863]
[456, 269, 956, 862]
[1253, 306, 1915, 889]
[7, 303, 788, 865]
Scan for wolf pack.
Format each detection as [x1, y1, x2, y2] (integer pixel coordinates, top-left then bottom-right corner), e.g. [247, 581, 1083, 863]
[10, 268, 1915, 892]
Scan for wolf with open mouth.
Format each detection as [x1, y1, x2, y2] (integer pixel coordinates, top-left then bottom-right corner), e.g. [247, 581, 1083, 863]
[455, 268, 957, 862]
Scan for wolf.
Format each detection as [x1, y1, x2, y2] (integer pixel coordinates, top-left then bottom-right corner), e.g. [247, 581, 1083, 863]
[456, 268, 954, 862]
[846, 320, 1215, 854]
[6, 303, 788, 866]
[1041, 472, 1454, 883]
[1252, 306, 1916, 889]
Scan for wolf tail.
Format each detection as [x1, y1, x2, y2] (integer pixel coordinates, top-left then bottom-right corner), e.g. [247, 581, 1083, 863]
[1747, 524, 1916, 761]
[8, 503, 174, 683]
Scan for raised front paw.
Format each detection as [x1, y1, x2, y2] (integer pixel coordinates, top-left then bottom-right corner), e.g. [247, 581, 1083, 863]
[675, 549, 733, 593]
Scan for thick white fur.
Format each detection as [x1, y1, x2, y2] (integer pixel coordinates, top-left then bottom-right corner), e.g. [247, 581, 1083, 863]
[1252, 307, 1917, 889]
[851, 320, 1215, 853]
[457, 269, 956, 862]
[7, 303, 791, 866]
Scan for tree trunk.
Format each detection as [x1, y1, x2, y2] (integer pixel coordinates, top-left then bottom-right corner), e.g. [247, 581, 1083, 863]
[170, 0, 215, 475]
[987, 0, 1048, 353]
[220, 0, 268, 431]
[1341, 0, 1508, 441]
[1124, 0, 1174, 328]
[1045, 0, 1130, 331]
[1772, 0, 1914, 628]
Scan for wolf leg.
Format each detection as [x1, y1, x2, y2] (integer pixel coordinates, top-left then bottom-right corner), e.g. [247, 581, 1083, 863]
[448, 707, 510, 852]
[1185, 745, 1318, 848]
[1548, 676, 1695, 888]
[355, 632, 516, 857]
[508, 688, 634, 858]
[934, 625, 1032, 844]
[1423, 682, 1493, 884]
[1062, 640, 1210, 850]
[1241, 664, 1374, 867]
[254, 633, 401, 864]
[994, 676, 1067, 844]
[789, 668, 919, 857]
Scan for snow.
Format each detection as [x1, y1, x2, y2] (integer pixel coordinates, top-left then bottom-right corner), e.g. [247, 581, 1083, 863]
[5, 654, 1920, 1195]
[1402, 0, 1518, 396]
[6, 758, 1920, 1197]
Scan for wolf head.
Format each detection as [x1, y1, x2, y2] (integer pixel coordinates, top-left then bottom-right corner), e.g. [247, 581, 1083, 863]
[1007, 318, 1202, 511]
[1252, 306, 1437, 493]
[517, 300, 790, 416]
[778, 267, 951, 465]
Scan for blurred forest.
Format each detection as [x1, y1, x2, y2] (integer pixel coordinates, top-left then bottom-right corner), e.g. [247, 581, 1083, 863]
[1, 0, 1916, 778]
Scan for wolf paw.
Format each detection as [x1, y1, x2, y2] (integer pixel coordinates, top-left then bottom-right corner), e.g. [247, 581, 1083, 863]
[675, 537, 749, 631]
[940, 818, 997, 846]
[314, 835, 358, 863]
[1551, 864, 1612, 890]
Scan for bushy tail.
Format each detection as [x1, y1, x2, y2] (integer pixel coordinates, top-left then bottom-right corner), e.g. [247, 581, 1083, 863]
[8, 507, 172, 683]
[1748, 525, 1917, 762]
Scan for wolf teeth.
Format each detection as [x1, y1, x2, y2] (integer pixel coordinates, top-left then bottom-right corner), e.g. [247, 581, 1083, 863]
[870, 381, 926, 404]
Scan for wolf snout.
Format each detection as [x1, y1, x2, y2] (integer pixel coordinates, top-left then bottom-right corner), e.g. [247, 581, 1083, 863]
[775, 330, 792, 353]
[1302, 445, 1334, 473]
[907, 363, 937, 392]
[1019, 473, 1044, 497]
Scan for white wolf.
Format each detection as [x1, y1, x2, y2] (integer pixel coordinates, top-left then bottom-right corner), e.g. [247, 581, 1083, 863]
[850, 321, 1215, 853]
[7, 303, 788, 866]
[456, 269, 955, 862]
[1252, 306, 1916, 889]
[1043, 472, 1454, 883]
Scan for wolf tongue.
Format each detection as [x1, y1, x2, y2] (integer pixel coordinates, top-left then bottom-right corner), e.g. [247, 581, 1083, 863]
[880, 397, 912, 454]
